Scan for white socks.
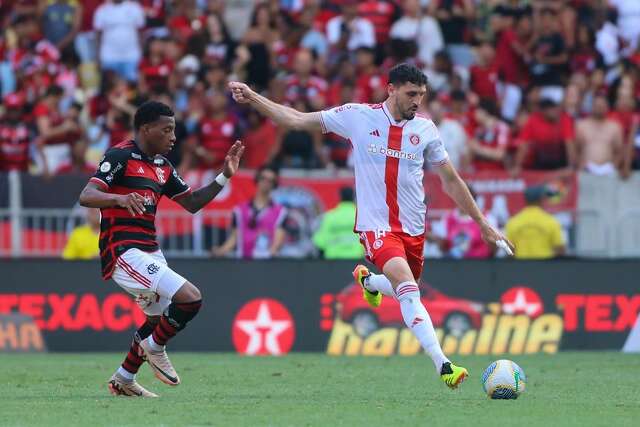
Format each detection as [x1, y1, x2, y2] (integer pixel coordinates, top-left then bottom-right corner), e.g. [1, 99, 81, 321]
[363, 273, 395, 297]
[147, 335, 164, 351]
[395, 281, 449, 372]
[117, 366, 135, 380]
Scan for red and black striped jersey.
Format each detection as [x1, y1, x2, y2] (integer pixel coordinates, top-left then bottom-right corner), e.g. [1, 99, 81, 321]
[90, 140, 191, 279]
[0, 121, 31, 171]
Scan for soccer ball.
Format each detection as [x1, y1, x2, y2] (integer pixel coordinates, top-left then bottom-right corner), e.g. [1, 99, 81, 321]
[481, 359, 526, 399]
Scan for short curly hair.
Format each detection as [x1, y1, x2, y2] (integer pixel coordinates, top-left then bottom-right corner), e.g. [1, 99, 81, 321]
[134, 101, 174, 130]
[388, 63, 428, 87]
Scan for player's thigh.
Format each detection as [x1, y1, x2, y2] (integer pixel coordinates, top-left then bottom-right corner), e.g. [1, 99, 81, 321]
[116, 248, 187, 300]
[405, 235, 426, 281]
[381, 257, 416, 288]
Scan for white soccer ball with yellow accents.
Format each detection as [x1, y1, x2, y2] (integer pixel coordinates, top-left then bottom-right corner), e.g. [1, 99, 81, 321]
[481, 359, 526, 399]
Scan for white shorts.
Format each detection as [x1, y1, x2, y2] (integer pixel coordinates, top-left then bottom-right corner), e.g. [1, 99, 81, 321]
[112, 248, 187, 316]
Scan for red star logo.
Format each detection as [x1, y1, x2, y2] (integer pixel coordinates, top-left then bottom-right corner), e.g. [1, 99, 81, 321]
[232, 299, 295, 355]
[500, 287, 544, 318]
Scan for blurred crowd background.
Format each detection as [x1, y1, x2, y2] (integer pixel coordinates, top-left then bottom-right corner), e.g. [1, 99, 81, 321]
[1, 0, 638, 261]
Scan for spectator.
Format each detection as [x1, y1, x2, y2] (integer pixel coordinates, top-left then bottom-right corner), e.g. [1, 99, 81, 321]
[186, 91, 238, 171]
[284, 49, 328, 110]
[0, 92, 34, 172]
[390, 0, 444, 67]
[439, 183, 496, 259]
[313, 186, 363, 259]
[40, 0, 81, 57]
[468, 99, 509, 172]
[53, 103, 92, 174]
[94, 0, 146, 82]
[529, 8, 569, 103]
[495, 10, 532, 121]
[326, 0, 375, 53]
[239, 2, 280, 91]
[469, 40, 498, 102]
[429, 0, 476, 67]
[513, 98, 575, 174]
[298, 4, 329, 58]
[357, 0, 399, 60]
[242, 110, 278, 170]
[354, 47, 386, 104]
[62, 208, 100, 260]
[505, 185, 565, 259]
[610, 0, 640, 54]
[33, 85, 82, 176]
[426, 98, 469, 171]
[575, 94, 623, 177]
[212, 166, 287, 259]
[74, 0, 102, 64]
[138, 37, 174, 94]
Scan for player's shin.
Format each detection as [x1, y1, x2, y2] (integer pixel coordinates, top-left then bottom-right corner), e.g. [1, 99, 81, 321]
[148, 300, 202, 348]
[118, 320, 157, 378]
[395, 281, 449, 372]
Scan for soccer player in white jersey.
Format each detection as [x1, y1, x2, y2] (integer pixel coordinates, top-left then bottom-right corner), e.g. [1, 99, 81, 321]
[229, 63, 514, 389]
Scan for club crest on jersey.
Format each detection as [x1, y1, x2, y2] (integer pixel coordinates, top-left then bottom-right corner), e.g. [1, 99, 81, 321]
[373, 239, 384, 250]
[155, 167, 166, 184]
[100, 162, 111, 173]
[147, 263, 160, 275]
[409, 134, 420, 146]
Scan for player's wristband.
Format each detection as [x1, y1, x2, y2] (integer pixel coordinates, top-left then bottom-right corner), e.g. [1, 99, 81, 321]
[215, 173, 229, 186]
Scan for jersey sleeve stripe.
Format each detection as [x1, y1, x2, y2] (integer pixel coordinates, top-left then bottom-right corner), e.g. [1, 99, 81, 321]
[89, 177, 109, 190]
[318, 111, 328, 134]
[170, 187, 192, 201]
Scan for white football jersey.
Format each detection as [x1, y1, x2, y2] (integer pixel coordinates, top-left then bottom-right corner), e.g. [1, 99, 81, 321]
[320, 102, 448, 236]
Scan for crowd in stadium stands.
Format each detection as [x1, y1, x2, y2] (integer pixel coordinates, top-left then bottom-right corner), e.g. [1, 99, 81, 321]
[1, 0, 639, 178]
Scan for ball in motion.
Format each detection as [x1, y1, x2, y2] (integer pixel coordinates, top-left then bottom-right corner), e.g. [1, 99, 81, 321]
[481, 359, 526, 399]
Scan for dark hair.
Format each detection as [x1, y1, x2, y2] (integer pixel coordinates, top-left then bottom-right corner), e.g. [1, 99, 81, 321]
[477, 99, 499, 117]
[339, 186, 354, 202]
[133, 101, 174, 130]
[45, 85, 64, 97]
[255, 164, 279, 182]
[539, 98, 558, 109]
[388, 63, 428, 87]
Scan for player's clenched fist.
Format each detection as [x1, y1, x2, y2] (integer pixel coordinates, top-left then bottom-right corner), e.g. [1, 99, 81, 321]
[116, 193, 147, 216]
[228, 81, 254, 104]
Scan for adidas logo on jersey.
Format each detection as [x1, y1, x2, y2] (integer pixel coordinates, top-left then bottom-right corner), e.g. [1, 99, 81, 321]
[369, 129, 380, 137]
[137, 166, 144, 174]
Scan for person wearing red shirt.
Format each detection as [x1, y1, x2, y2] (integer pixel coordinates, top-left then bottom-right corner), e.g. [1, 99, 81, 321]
[496, 12, 533, 121]
[0, 93, 34, 172]
[470, 40, 498, 102]
[242, 110, 278, 170]
[354, 46, 387, 103]
[513, 98, 576, 174]
[139, 37, 174, 94]
[284, 49, 328, 110]
[358, 0, 399, 60]
[468, 100, 509, 171]
[33, 85, 82, 175]
[188, 91, 238, 170]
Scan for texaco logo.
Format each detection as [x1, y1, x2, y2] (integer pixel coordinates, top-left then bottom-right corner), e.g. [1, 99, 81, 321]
[500, 286, 544, 318]
[232, 298, 295, 355]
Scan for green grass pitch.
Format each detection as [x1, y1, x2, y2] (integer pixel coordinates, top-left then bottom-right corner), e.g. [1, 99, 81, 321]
[2, 352, 639, 426]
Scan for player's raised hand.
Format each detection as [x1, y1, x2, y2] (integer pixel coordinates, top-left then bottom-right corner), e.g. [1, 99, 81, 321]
[480, 222, 515, 256]
[228, 81, 253, 104]
[223, 140, 245, 178]
[116, 193, 147, 216]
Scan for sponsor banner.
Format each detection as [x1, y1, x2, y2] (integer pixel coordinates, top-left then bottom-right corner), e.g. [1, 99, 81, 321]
[0, 260, 637, 353]
[0, 313, 47, 352]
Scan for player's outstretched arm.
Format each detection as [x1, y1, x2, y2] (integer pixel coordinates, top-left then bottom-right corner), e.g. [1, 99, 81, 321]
[228, 81, 322, 132]
[79, 183, 146, 216]
[435, 160, 515, 254]
[177, 140, 245, 214]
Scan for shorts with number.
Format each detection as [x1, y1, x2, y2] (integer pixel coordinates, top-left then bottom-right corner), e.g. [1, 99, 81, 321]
[112, 248, 187, 316]
[359, 231, 425, 280]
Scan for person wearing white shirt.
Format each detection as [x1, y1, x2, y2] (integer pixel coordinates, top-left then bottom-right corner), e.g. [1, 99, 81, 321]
[93, 0, 145, 82]
[326, 0, 375, 52]
[426, 98, 469, 171]
[390, 0, 444, 67]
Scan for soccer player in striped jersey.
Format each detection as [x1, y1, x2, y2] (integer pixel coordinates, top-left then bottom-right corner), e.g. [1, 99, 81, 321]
[230, 64, 514, 390]
[79, 101, 244, 397]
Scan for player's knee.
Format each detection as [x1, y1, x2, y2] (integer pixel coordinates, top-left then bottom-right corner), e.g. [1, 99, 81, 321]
[173, 281, 201, 303]
[165, 299, 202, 330]
[395, 281, 421, 302]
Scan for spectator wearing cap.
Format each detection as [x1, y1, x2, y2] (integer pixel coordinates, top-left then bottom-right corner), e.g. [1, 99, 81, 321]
[390, 0, 444, 68]
[93, 0, 145, 82]
[512, 98, 576, 174]
[575, 93, 623, 177]
[0, 92, 34, 172]
[505, 185, 565, 259]
[326, 0, 376, 53]
[313, 186, 363, 259]
[468, 99, 509, 172]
